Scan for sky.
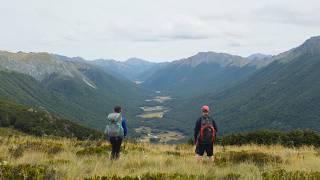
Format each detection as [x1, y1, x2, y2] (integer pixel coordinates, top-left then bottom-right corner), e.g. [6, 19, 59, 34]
[0, 0, 319, 62]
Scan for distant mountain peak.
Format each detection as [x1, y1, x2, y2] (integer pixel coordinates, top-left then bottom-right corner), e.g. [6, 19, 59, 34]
[125, 57, 153, 65]
[297, 36, 320, 55]
[247, 53, 272, 61]
[179, 51, 248, 68]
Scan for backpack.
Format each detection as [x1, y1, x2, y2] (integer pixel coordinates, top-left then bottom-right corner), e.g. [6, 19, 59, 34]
[199, 116, 216, 144]
[105, 113, 124, 138]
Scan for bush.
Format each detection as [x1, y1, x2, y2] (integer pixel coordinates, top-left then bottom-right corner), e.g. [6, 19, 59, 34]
[262, 169, 320, 180]
[23, 141, 63, 154]
[219, 129, 320, 147]
[222, 173, 241, 180]
[0, 164, 56, 179]
[47, 159, 70, 165]
[85, 172, 215, 180]
[9, 145, 25, 159]
[165, 151, 181, 156]
[215, 151, 282, 166]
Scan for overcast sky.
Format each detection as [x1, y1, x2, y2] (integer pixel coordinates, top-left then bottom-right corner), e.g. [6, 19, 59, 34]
[0, 0, 319, 62]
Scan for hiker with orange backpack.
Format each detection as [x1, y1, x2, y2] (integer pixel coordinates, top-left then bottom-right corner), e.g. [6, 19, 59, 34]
[194, 105, 218, 162]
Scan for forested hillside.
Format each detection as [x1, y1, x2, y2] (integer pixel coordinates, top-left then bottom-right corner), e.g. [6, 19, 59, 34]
[0, 100, 103, 139]
[0, 51, 146, 131]
[167, 36, 320, 135]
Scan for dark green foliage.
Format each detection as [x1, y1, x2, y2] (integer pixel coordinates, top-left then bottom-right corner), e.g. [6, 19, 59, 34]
[0, 164, 56, 179]
[219, 129, 320, 147]
[85, 172, 215, 180]
[9, 146, 25, 159]
[21, 141, 63, 154]
[165, 151, 181, 156]
[46, 159, 70, 165]
[262, 169, 320, 180]
[8, 141, 64, 158]
[222, 173, 241, 180]
[0, 100, 104, 140]
[215, 151, 282, 166]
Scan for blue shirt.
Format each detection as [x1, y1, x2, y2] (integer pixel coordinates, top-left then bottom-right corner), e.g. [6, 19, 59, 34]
[122, 117, 128, 137]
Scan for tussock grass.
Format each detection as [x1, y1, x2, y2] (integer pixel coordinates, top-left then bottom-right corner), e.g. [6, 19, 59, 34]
[1, 131, 320, 179]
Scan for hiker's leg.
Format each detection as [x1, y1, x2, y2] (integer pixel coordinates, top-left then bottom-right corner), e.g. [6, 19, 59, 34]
[110, 137, 117, 159]
[207, 143, 214, 163]
[195, 144, 205, 162]
[114, 138, 123, 159]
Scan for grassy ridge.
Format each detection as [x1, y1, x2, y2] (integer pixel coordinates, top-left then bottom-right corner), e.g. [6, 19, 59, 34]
[1, 129, 320, 179]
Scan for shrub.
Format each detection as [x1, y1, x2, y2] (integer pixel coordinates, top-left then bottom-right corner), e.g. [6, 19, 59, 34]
[220, 129, 320, 147]
[262, 169, 320, 180]
[17, 141, 64, 155]
[215, 151, 282, 166]
[85, 172, 215, 180]
[25, 141, 63, 154]
[9, 145, 24, 159]
[165, 151, 181, 156]
[0, 164, 56, 179]
[222, 173, 241, 180]
[47, 159, 70, 165]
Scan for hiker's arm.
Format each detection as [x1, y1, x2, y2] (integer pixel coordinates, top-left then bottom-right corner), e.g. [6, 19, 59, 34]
[194, 119, 200, 144]
[122, 118, 128, 138]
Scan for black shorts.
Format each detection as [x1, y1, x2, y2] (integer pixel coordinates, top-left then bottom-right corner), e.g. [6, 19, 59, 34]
[196, 143, 214, 156]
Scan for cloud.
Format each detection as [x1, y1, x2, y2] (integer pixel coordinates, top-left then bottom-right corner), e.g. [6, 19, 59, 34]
[98, 15, 218, 42]
[0, 0, 319, 61]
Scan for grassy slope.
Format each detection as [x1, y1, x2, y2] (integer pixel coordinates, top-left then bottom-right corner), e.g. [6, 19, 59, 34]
[0, 129, 320, 179]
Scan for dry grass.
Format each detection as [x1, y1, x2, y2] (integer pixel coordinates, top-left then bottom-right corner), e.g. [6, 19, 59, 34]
[1, 133, 320, 179]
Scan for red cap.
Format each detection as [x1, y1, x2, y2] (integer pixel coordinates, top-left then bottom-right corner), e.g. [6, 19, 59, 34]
[201, 105, 210, 112]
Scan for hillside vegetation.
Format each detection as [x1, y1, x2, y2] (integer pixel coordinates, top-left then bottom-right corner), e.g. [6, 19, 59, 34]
[0, 128, 320, 179]
[0, 51, 145, 131]
[166, 36, 320, 135]
[0, 100, 103, 140]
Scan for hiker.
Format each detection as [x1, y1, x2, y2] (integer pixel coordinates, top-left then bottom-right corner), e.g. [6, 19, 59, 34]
[194, 105, 218, 162]
[105, 106, 128, 160]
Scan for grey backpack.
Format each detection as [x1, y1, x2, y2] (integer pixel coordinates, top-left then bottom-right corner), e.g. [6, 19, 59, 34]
[105, 113, 124, 138]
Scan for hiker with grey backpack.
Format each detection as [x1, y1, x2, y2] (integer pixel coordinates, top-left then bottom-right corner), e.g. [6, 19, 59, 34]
[194, 105, 218, 163]
[105, 106, 128, 160]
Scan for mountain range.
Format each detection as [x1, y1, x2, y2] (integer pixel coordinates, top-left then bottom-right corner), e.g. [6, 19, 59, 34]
[0, 51, 144, 130]
[142, 52, 274, 97]
[166, 36, 320, 135]
[0, 36, 319, 139]
[90, 58, 168, 82]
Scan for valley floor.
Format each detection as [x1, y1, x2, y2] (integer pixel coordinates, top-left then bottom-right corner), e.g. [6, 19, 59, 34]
[1, 129, 320, 179]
